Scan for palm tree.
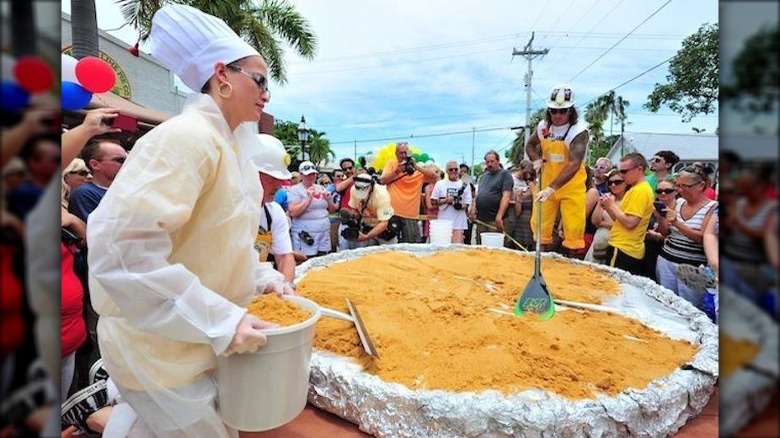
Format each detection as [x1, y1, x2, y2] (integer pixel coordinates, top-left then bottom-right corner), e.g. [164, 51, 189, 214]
[586, 90, 629, 139]
[585, 91, 629, 162]
[508, 107, 546, 165]
[273, 120, 335, 169]
[114, 0, 317, 84]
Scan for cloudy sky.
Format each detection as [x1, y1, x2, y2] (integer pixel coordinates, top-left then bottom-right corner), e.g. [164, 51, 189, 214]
[62, 0, 724, 166]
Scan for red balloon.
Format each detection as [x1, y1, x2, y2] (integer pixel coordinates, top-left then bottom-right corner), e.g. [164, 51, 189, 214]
[13, 56, 54, 93]
[75, 56, 116, 94]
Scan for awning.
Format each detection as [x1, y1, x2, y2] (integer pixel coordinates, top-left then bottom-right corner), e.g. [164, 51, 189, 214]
[87, 92, 172, 126]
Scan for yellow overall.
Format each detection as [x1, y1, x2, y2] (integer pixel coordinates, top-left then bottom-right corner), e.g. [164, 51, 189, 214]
[530, 130, 587, 250]
[254, 204, 274, 262]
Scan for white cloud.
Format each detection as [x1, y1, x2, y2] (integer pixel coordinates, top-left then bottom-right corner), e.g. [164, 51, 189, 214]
[67, 0, 724, 165]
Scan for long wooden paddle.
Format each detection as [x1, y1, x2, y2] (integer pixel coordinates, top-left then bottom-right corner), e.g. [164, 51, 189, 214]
[513, 166, 555, 320]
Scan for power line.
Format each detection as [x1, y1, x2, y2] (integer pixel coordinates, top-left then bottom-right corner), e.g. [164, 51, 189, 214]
[567, 0, 673, 82]
[541, 0, 623, 75]
[579, 55, 674, 107]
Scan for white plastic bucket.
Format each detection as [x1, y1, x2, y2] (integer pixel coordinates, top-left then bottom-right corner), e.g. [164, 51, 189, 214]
[481, 232, 505, 248]
[429, 219, 453, 244]
[429, 219, 453, 230]
[217, 295, 321, 431]
[429, 232, 451, 245]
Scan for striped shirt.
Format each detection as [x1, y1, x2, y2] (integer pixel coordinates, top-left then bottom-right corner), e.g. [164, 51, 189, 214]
[660, 198, 717, 265]
[723, 198, 777, 263]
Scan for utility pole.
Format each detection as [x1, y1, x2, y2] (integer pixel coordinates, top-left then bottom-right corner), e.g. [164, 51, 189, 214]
[471, 127, 476, 171]
[512, 32, 549, 159]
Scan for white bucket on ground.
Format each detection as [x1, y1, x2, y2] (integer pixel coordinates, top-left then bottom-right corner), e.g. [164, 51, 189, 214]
[429, 219, 453, 229]
[429, 219, 453, 244]
[429, 232, 451, 245]
[481, 232, 505, 248]
[217, 295, 321, 432]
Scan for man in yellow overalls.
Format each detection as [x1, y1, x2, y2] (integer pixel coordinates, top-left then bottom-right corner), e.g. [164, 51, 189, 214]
[525, 84, 589, 257]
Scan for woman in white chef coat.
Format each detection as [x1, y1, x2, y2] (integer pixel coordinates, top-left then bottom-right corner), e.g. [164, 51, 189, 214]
[85, 4, 291, 437]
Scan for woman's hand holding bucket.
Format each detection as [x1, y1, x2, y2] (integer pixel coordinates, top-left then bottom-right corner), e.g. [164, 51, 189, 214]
[224, 313, 277, 355]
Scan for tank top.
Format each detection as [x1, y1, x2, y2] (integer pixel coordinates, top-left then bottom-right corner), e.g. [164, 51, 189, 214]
[660, 198, 717, 265]
[724, 198, 777, 263]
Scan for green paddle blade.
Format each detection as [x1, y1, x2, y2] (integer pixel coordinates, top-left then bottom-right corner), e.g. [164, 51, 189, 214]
[514, 275, 556, 320]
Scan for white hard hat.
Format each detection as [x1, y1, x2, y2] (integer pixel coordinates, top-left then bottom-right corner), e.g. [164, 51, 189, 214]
[548, 83, 575, 109]
[250, 134, 292, 180]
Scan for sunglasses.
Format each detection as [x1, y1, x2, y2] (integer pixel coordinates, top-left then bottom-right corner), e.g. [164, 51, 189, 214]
[447, 168, 459, 172]
[69, 170, 90, 177]
[618, 165, 639, 174]
[683, 165, 709, 178]
[227, 64, 270, 94]
[656, 188, 676, 194]
[676, 181, 702, 188]
[607, 180, 624, 186]
[342, 166, 354, 171]
[549, 108, 569, 115]
[300, 164, 316, 172]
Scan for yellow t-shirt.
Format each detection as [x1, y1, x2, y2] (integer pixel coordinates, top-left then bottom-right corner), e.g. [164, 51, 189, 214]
[608, 180, 654, 259]
[382, 160, 437, 219]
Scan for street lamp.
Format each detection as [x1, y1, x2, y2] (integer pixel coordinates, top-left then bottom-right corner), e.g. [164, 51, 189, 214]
[297, 115, 311, 161]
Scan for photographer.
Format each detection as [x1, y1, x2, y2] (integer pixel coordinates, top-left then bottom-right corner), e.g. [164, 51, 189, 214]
[380, 142, 439, 243]
[431, 161, 472, 243]
[342, 174, 398, 246]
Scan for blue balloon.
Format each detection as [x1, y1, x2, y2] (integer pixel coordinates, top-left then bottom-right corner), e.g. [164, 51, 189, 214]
[61, 81, 92, 110]
[0, 81, 31, 110]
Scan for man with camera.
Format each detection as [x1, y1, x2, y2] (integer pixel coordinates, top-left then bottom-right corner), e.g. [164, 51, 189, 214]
[341, 174, 398, 246]
[380, 142, 439, 243]
[432, 160, 473, 243]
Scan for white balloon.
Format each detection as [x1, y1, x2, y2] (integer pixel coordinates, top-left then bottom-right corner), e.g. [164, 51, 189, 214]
[1, 53, 17, 82]
[62, 53, 79, 83]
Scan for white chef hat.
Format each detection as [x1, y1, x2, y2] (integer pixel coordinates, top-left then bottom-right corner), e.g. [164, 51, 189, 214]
[148, 4, 261, 92]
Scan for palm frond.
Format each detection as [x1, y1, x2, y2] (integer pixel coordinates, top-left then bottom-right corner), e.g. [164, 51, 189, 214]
[251, 0, 317, 59]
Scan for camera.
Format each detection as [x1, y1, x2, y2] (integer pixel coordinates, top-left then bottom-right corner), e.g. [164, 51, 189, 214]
[339, 209, 367, 242]
[298, 230, 315, 246]
[401, 155, 416, 176]
[452, 195, 463, 210]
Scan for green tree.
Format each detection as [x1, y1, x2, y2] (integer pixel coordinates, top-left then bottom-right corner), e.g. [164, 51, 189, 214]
[721, 24, 779, 117]
[508, 107, 546, 164]
[645, 23, 718, 122]
[69, 0, 317, 84]
[273, 120, 335, 170]
[585, 91, 629, 165]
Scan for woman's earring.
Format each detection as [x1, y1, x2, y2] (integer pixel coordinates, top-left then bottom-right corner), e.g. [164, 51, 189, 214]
[218, 82, 233, 98]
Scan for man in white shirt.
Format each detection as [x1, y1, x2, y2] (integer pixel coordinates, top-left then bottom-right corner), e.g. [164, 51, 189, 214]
[432, 160, 472, 243]
[250, 134, 296, 284]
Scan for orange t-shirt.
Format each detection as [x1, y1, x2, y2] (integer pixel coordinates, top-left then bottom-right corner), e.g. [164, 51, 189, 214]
[383, 160, 437, 219]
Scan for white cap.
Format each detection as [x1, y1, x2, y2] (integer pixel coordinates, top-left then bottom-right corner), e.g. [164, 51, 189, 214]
[548, 83, 575, 109]
[149, 4, 261, 92]
[250, 134, 292, 180]
[298, 161, 318, 175]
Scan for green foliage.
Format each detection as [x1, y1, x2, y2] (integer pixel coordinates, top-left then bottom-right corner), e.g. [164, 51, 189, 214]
[587, 139, 613, 166]
[508, 107, 546, 164]
[472, 163, 484, 180]
[115, 0, 318, 83]
[645, 23, 718, 122]
[721, 24, 779, 116]
[273, 120, 334, 170]
[585, 91, 629, 165]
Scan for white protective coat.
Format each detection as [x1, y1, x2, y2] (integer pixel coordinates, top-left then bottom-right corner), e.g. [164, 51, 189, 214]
[87, 93, 283, 436]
